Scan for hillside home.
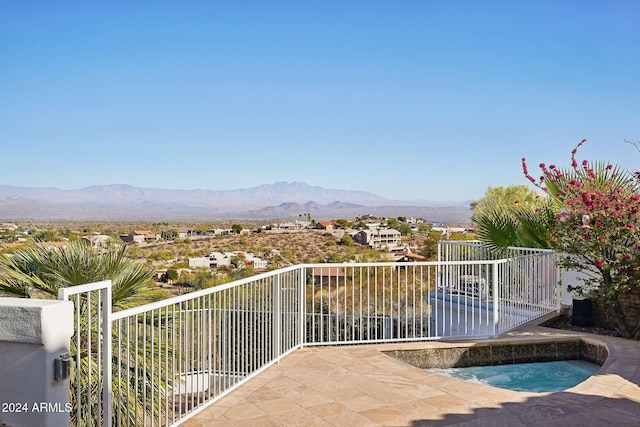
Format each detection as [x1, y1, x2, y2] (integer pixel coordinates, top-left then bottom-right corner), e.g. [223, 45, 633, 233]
[312, 266, 347, 286]
[189, 252, 232, 269]
[0, 223, 18, 231]
[176, 228, 195, 238]
[121, 230, 160, 244]
[244, 253, 268, 269]
[352, 228, 402, 250]
[188, 251, 268, 270]
[276, 222, 303, 231]
[397, 252, 427, 262]
[81, 234, 111, 248]
[316, 221, 343, 230]
[431, 226, 473, 238]
[315, 222, 334, 230]
[208, 228, 230, 236]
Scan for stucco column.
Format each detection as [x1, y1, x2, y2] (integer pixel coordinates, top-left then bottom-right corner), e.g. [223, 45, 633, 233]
[0, 298, 74, 427]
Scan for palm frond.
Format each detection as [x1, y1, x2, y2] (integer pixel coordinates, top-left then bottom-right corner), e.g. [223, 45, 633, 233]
[472, 209, 519, 255]
[512, 203, 555, 249]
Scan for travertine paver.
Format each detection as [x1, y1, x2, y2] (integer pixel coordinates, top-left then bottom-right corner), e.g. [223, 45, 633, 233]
[181, 321, 640, 426]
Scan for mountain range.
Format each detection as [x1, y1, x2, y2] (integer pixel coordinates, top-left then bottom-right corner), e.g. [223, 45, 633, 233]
[0, 182, 473, 223]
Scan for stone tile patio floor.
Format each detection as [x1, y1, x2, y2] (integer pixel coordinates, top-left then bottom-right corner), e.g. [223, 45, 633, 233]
[181, 319, 640, 426]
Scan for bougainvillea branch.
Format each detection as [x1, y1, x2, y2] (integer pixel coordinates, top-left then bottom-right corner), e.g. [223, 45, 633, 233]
[523, 139, 640, 338]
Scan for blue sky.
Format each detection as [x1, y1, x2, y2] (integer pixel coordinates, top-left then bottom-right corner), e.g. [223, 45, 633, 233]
[1, 1, 639, 202]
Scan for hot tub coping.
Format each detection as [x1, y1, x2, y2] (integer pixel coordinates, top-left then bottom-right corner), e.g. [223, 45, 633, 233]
[381, 336, 608, 369]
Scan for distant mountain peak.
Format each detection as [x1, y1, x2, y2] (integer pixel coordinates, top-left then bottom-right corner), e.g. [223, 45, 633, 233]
[0, 183, 472, 222]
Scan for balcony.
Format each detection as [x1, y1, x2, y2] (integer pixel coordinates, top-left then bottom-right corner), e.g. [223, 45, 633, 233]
[2, 242, 575, 426]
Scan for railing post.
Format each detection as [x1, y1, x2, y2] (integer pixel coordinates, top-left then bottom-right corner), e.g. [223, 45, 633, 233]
[492, 261, 500, 336]
[555, 253, 562, 312]
[273, 274, 282, 361]
[298, 266, 306, 347]
[58, 280, 112, 427]
[102, 281, 112, 427]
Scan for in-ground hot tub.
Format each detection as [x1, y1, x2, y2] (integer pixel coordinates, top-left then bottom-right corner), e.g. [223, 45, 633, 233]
[430, 360, 600, 392]
[384, 338, 608, 392]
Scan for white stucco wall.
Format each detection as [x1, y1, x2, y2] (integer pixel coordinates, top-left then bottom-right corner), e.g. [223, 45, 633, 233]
[560, 268, 592, 306]
[188, 257, 210, 268]
[0, 298, 74, 427]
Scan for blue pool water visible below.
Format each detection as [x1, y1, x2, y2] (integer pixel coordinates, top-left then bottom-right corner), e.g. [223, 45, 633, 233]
[430, 360, 600, 393]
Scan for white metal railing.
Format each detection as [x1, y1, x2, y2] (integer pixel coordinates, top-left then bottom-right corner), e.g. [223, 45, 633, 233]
[108, 266, 303, 426]
[438, 240, 555, 261]
[59, 243, 560, 426]
[306, 263, 434, 344]
[58, 280, 113, 427]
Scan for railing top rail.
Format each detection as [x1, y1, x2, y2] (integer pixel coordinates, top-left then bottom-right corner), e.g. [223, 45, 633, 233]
[111, 249, 557, 320]
[112, 264, 302, 319]
[305, 259, 509, 269]
[437, 240, 484, 247]
[506, 246, 555, 254]
[58, 280, 111, 300]
[438, 240, 554, 254]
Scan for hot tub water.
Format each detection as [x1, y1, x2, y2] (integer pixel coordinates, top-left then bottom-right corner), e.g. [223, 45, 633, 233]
[430, 359, 600, 393]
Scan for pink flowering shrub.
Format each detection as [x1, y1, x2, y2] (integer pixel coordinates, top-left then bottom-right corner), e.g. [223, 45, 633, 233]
[523, 139, 640, 338]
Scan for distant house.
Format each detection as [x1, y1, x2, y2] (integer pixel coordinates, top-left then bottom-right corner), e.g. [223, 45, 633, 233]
[244, 253, 268, 269]
[397, 252, 427, 262]
[121, 230, 160, 244]
[176, 229, 190, 239]
[81, 234, 111, 248]
[188, 257, 208, 269]
[188, 251, 268, 270]
[352, 228, 402, 250]
[431, 226, 473, 238]
[312, 267, 346, 286]
[0, 223, 17, 232]
[277, 222, 302, 231]
[316, 221, 342, 231]
[352, 230, 371, 245]
[189, 252, 232, 269]
[315, 221, 334, 230]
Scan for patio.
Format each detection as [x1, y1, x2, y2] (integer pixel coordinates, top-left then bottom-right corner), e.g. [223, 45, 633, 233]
[181, 317, 640, 426]
[1, 242, 579, 426]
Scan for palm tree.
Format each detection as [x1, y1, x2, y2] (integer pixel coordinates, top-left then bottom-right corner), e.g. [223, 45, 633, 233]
[0, 241, 171, 426]
[470, 184, 557, 255]
[0, 241, 166, 303]
[472, 200, 556, 256]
